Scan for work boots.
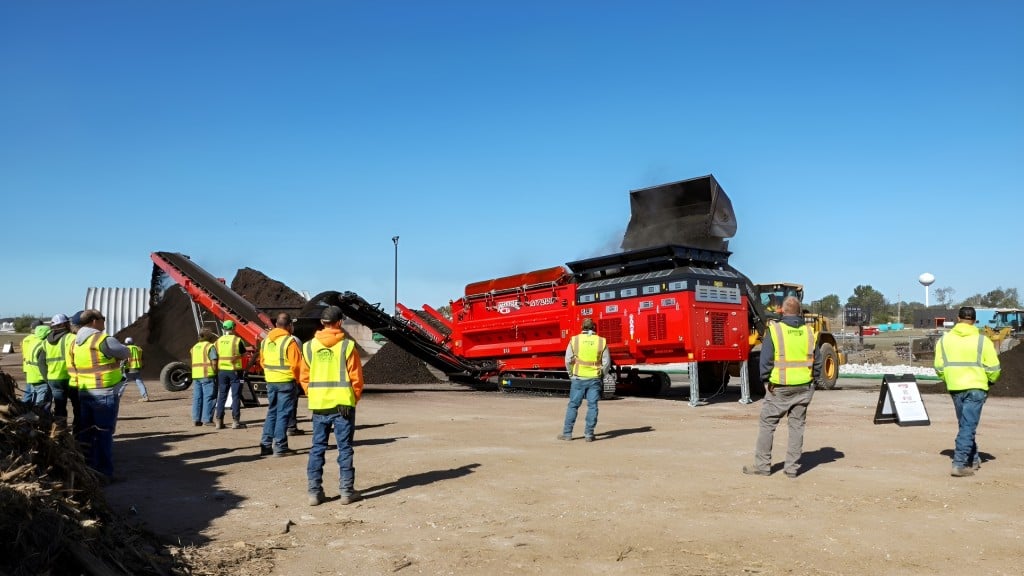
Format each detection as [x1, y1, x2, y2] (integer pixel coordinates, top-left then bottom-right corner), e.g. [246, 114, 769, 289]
[231, 419, 247, 429]
[215, 418, 225, 430]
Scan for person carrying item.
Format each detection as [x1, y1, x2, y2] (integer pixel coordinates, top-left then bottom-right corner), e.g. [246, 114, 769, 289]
[558, 318, 610, 442]
[934, 306, 1001, 477]
[259, 313, 302, 457]
[214, 320, 248, 429]
[122, 337, 149, 402]
[43, 314, 76, 426]
[190, 329, 219, 427]
[743, 296, 822, 478]
[300, 305, 365, 506]
[70, 309, 129, 481]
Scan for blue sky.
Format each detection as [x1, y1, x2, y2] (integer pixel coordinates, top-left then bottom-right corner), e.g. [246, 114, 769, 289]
[2, 1, 1021, 318]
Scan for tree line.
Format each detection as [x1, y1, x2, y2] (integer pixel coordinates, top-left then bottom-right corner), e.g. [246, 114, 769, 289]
[809, 286, 1021, 325]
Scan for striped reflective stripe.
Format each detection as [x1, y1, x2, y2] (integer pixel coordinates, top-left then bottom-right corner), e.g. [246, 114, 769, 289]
[939, 335, 1001, 372]
[771, 322, 814, 385]
[304, 339, 353, 388]
[262, 336, 297, 369]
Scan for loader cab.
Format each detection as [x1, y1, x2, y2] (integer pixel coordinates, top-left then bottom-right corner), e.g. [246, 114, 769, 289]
[987, 309, 1024, 335]
[755, 283, 804, 318]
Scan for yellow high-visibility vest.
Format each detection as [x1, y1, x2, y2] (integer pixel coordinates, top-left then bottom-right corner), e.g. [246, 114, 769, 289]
[768, 321, 815, 385]
[126, 345, 143, 370]
[216, 334, 243, 370]
[570, 333, 607, 379]
[22, 336, 46, 384]
[191, 341, 216, 379]
[42, 333, 74, 380]
[261, 334, 299, 383]
[71, 333, 122, 390]
[935, 325, 1001, 392]
[303, 339, 355, 409]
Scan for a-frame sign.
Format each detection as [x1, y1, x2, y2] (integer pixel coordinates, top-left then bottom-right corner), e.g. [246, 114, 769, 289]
[873, 373, 930, 426]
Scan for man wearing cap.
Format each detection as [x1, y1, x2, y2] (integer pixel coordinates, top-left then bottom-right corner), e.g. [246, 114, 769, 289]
[934, 306, 1001, 477]
[190, 329, 219, 427]
[558, 318, 611, 442]
[66, 311, 85, 434]
[43, 314, 76, 426]
[71, 309, 130, 481]
[122, 337, 149, 402]
[300, 305, 365, 506]
[259, 313, 302, 457]
[214, 320, 248, 429]
[21, 321, 51, 407]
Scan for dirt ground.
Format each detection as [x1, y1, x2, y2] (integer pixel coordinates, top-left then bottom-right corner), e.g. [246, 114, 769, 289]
[98, 377, 1024, 576]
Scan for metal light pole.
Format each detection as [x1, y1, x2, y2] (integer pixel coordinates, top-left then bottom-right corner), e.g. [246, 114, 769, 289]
[392, 236, 399, 315]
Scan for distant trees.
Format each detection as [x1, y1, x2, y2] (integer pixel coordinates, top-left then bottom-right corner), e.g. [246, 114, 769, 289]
[934, 286, 956, 307]
[12, 315, 41, 333]
[810, 294, 841, 317]
[958, 287, 1020, 308]
[846, 285, 887, 323]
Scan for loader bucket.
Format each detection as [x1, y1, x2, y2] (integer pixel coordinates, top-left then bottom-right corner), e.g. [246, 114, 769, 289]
[620, 174, 737, 252]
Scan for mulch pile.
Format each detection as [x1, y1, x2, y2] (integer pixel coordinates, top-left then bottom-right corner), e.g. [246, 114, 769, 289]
[230, 267, 307, 319]
[0, 369, 183, 575]
[989, 342, 1024, 397]
[116, 261, 441, 386]
[363, 342, 441, 384]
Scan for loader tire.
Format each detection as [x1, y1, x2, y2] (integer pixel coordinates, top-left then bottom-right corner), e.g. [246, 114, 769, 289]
[818, 343, 839, 390]
[160, 361, 192, 392]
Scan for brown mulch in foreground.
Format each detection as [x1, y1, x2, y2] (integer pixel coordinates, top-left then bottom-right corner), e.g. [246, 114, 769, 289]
[0, 369, 274, 576]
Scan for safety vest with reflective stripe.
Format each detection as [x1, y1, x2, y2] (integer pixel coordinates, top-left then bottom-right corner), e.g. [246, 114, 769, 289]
[935, 326, 1001, 392]
[303, 338, 355, 409]
[191, 342, 216, 379]
[126, 345, 143, 370]
[768, 321, 815, 385]
[216, 334, 243, 370]
[71, 333, 123, 390]
[22, 336, 46, 384]
[43, 332, 74, 380]
[261, 334, 299, 383]
[570, 333, 607, 379]
[66, 336, 78, 389]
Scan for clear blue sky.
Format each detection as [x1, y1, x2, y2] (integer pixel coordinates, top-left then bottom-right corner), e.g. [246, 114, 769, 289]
[2, 1, 1021, 318]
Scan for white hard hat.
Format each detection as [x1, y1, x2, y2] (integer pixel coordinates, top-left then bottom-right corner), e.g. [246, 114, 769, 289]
[125, 337, 134, 344]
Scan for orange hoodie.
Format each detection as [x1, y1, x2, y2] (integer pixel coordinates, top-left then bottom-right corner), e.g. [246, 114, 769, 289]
[262, 328, 303, 383]
[299, 327, 364, 403]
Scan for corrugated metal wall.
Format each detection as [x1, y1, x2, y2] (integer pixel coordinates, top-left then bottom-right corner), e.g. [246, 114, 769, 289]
[84, 287, 151, 335]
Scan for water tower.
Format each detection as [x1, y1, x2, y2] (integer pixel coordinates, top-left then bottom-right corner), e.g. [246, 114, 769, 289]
[919, 272, 935, 307]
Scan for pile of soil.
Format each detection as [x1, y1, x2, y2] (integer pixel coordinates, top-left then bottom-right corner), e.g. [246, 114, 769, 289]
[0, 369, 183, 575]
[363, 342, 441, 384]
[230, 267, 307, 319]
[117, 283, 195, 380]
[990, 342, 1024, 397]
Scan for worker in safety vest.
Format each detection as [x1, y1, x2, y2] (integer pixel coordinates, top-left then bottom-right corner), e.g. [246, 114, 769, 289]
[66, 310, 86, 434]
[19, 320, 43, 402]
[259, 313, 302, 457]
[122, 337, 150, 402]
[934, 306, 1001, 477]
[558, 318, 611, 442]
[42, 313, 76, 426]
[70, 309, 129, 481]
[743, 295, 822, 478]
[300, 305, 364, 506]
[190, 329, 219, 427]
[22, 322, 51, 407]
[214, 320, 248, 429]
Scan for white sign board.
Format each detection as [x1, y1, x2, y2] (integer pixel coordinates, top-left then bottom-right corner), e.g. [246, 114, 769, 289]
[874, 374, 930, 426]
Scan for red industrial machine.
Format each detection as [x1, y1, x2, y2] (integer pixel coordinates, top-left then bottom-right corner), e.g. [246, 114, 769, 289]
[151, 175, 823, 403]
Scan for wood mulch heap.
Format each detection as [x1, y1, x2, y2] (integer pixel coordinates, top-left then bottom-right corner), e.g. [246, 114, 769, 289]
[990, 342, 1024, 397]
[362, 342, 441, 384]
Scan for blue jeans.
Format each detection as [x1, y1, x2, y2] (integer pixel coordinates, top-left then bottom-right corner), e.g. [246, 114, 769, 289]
[192, 378, 216, 423]
[563, 377, 601, 437]
[288, 385, 300, 430]
[28, 382, 51, 409]
[48, 378, 71, 422]
[77, 390, 118, 478]
[215, 370, 243, 421]
[951, 389, 987, 469]
[125, 370, 148, 399]
[261, 383, 296, 452]
[307, 407, 356, 495]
